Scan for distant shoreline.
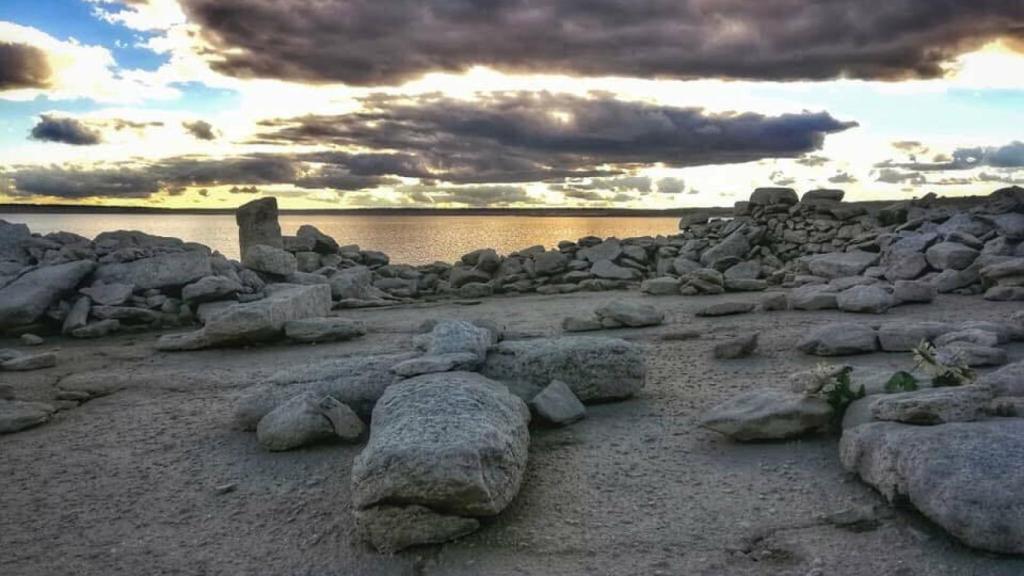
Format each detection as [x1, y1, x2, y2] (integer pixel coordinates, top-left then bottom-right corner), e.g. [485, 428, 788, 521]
[0, 204, 723, 217]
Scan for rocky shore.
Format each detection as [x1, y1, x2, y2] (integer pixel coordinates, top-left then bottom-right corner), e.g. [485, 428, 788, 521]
[2, 186, 1024, 573]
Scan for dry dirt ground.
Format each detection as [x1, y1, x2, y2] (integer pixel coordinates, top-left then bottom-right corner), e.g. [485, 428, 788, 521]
[2, 289, 1023, 576]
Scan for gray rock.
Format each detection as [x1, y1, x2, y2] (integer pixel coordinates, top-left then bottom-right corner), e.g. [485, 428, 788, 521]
[925, 242, 979, 271]
[242, 245, 297, 276]
[699, 389, 832, 441]
[2, 352, 56, 371]
[0, 400, 55, 434]
[985, 286, 1024, 301]
[79, 282, 134, 306]
[182, 276, 242, 304]
[840, 420, 1024, 554]
[71, 319, 120, 339]
[91, 306, 161, 325]
[931, 267, 979, 293]
[696, 301, 755, 317]
[934, 328, 1000, 348]
[986, 212, 1024, 240]
[591, 259, 637, 280]
[329, 266, 386, 301]
[0, 260, 96, 329]
[0, 220, 31, 264]
[714, 334, 758, 359]
[255, 392, 356, 451]
[355, 505, 479, 554]
[594, 300, 664, 327]
[561, 316, 604, 332]
[798, 323, 878, 356]
[533, 250, 568, 275]
[296, 224, 339, 253]
[893, 280, 936, 304]
[877, 321, 952, 352]
[936, 342, 1007, 367]
[390, 352, 481, 377]
[62, 296, 91, 335]
[284, 317, 365, 343]
[20, 333, 43, 346]
[236, 197, 283, 255]
[482, 336, 645, 403]
[700, 231, 750, 267]
[94, 251, 211, 290]
[672, 256, 702, 275]
[807, 251, 879, 279]
[836, 285, 896, 314]
[883, 252, 928, 281]
[749, 187, 798, 206]
[234, 352, 414, 428]
[449, 266, 491, 288]
[802, 188, 844, 202]
[578, 239, 622, 263]
[640, 277, 680, 295]
[789, 284, 838, 311]
[351, 372, 529, 548]
[529, 380, 586, 425]
[158, 284, 332, 350]
[870, 385, 993, 425]
[978, 361, 1024, 397]
[413, 319, 492, 362]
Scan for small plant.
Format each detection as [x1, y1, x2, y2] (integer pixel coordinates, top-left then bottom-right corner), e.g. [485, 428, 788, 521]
[912, 341, 975, 387]
[809, 363, 865, 426]
[884, 371, 919, 393]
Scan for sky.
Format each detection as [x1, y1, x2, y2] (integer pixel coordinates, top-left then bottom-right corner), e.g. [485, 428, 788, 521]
[1, 1, 1023, 210]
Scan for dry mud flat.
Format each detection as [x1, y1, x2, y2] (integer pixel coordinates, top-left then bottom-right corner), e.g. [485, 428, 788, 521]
[2, 289, 1024, 576]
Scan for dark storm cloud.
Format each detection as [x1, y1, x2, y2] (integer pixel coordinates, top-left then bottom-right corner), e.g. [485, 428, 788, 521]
[0, 42, 52, 90]
[183, 120, 217, 140]
[29, 115, 103, 145]
[229, 185, 259, 194]
[1, 166, 161, 199]
[181, 0, 1024, 85]
[880, 141, 1024, 171]
[828, 171, 858, 184]
[259, 92, 856, 182]
[395, 184, 533, 207]
[553, 176, 653, 194]
[876, 168, 926, 184]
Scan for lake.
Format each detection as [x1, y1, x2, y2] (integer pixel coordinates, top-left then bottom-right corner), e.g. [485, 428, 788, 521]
[1, 213, 682, 265]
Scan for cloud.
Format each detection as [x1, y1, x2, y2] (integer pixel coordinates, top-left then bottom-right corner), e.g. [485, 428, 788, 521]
[769, 171, 796, 186]
[881, 141, 1024, 171]
[180, 0, 1024, 85]
[29, 115, 103, 145]
[828, 171, 858, 184]
[796, 155, 829, 167]
[183, 120, 216, 140]
[0, 42, 52, 90]
[657, 177, 687, 194]
[876, 167, 926, 184]
[228, 185, 258, 194]
[258, 92, 856, 183]
[396, 184, 533, 207]
[1, 165, 161, 199]
[554, 176, 653, 194]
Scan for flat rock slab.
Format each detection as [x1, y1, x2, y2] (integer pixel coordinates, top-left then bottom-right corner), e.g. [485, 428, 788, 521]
[389, 352, 480, 377]
[355, 505, 479, 554]
[978, 361, 1024, 397]
[836, 285, 895, 314]
[807, 251, 879, 279]
[94, 251, 211, 291]
[2, 352, 57, 371]
[594, 300, 664, 327]
[699, 389, 832, 441]
[713, 334, 758, 359]
[840, 419, 1024, 555]
[0, 260, 96, 329]
[696, 301, 755, 317]
[869, 385, 993, 425]
[256, 393, 363, 451]
[798, 323, 878, 356]
[352, 372, 529, 550]
[482, 336, 645, 403]
[0, 400, 55, 434]
[284, 317, 365, 343]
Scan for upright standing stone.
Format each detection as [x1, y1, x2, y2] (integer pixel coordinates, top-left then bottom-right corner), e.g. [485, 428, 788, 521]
[236, 197, 282, 256]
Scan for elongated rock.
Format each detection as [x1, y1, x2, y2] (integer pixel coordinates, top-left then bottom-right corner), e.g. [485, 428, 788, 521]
[0, 260, 95, 329]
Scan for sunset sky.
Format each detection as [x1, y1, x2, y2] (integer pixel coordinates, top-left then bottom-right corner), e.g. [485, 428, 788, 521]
[1, 0, 1023, 209]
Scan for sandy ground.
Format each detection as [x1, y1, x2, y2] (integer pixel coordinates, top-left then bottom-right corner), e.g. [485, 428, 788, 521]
[2, 289, 1023, 576]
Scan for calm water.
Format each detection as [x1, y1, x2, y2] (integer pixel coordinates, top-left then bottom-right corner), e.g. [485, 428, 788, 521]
[2, 213, 681, 265]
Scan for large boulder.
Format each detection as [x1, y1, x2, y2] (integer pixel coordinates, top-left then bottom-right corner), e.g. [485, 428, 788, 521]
[0, 400, 56, 434]
[594, 300, 664, 327]
[79, 282, 133, 306]
[94, 251, 211, 290]
[840, 420, 1024, 554]
[242, 245, 297, 276]
[798, 323, 878, 356]
[352, 372, 530, 551]
[256, 392, 364, 451]
[181, 275, 242, 304]
[806, 251, 879, 279]
[978, 361, 1024, 397]
[157, 284, 331, 350]
[0, 260, 95, 329]
[699, 231, 749, 267]
[0, 220, 31, 264]
[836, 285, 896, 314]
[236, 197, 282, 255]
[877, 321, 953, 352]
[591, 259, 637, 280]
[482, 336, 645, 403]
[577, 239, 622, 263]
[296, 224, 339, 254]
[925, 242, 979, 271]
[699, 390, 832, 441]
[749, 187, 798, 206]
[329, 266, 387, 301]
